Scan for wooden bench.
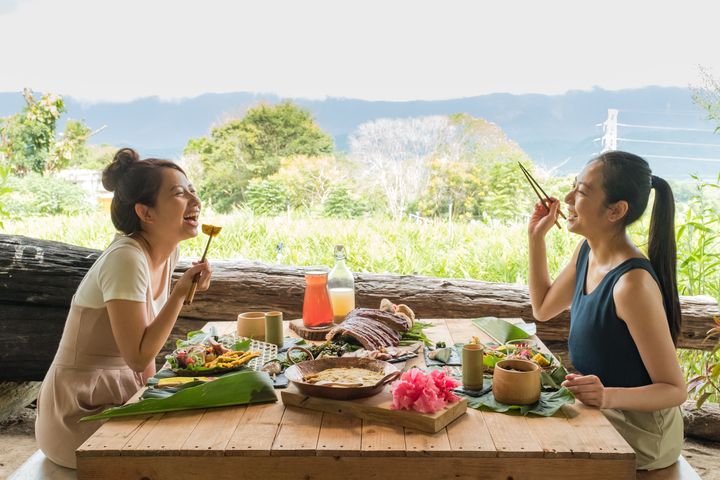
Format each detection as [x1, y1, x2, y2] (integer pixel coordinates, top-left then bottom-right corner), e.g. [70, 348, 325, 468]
[636, 456, 701, 480]
[8, 450, 76, 480]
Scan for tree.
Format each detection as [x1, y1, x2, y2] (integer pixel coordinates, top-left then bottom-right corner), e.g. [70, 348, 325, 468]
[350, 113, 536, 220]
[0, 89, 93, 174]
[349, 116, 455, 218]
[244, 178, 289, 216]
[692, 66, 720, 133]
[272, 155, 345, 210]
[184, 102, 334, 213]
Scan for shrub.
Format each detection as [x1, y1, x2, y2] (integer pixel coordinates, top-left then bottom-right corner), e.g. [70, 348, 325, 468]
[4, 173, 93, 217]
[244, 178, 289, 216]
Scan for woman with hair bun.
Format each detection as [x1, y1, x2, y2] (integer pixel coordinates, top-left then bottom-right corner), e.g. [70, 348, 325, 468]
[527, 151, 686, 470]
[35, 148, 212, 468]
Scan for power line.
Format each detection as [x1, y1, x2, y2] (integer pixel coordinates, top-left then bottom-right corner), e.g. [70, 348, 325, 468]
[617, 137, 720, 148]
[616, 122, 716, 133]
[637, 154, 720, 163]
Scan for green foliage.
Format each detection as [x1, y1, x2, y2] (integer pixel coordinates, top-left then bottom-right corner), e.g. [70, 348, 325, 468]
[0, 165, 11, 227]
[244, 178, 289, 216]
[0, 90, 93, 175]
[3, 173, 93, 216]
[185, 102, 334, 213]
[66, 142, 116, 171]
[273, 155, 343, 210]
[322, 185, 366, 219]
[675, 173, 720, 299]
[412, 114, 538, 221]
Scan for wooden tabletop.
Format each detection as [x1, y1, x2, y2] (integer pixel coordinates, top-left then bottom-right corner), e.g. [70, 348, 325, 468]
[76, 319, 636, 479]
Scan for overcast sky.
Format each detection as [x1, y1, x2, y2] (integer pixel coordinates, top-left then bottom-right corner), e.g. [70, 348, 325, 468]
[1, 0, 718, 102]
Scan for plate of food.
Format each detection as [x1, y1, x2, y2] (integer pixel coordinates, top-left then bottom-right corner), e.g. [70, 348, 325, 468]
[285, 356, 400, 400]
[166, 329, 272, 376]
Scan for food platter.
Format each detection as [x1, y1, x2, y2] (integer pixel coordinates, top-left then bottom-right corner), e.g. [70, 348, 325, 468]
[166, 331, 278, 376]
[284, 356, 400, 400]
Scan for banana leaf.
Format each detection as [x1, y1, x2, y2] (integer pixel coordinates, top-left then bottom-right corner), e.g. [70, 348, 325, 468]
[466, 386, 575, 416]
[81, 370, 277, 421]
[472, 317, 535, 344]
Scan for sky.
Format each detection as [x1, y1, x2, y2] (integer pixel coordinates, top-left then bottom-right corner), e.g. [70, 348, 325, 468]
[1, 0, 719, 102]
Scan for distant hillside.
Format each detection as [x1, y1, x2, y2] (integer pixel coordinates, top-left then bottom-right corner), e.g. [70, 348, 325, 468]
[1, 87, 718, 179]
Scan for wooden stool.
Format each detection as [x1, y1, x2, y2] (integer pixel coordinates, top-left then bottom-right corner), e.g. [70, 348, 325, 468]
[636, 456, 701, 480]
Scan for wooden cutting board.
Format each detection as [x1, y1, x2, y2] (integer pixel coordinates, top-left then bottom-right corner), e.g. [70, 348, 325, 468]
[280, 384, 467, 433]
[288, 319, 333, 341]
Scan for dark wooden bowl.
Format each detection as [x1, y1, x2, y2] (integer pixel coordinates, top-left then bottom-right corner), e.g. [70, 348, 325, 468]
[284, 357, 400, 400]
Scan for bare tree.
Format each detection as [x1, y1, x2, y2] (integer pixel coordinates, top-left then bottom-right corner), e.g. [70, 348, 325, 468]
[349, 116, 461, 218]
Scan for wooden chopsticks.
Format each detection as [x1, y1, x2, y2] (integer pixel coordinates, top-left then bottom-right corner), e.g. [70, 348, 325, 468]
[518, 162, 566, 230]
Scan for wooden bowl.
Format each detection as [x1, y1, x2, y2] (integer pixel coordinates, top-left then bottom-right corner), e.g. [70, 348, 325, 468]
[492, 358, 541, 405]
[284, 357, 400, 400]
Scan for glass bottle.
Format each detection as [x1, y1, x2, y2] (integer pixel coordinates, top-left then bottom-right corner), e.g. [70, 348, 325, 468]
[327, 245, 355, 324]
[302, 268, 333, 329]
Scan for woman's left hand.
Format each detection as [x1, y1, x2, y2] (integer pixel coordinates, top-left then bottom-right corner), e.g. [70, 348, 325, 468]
[562, 373, 607, 408]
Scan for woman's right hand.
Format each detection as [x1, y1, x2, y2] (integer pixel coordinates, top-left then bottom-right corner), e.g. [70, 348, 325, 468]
[174, 261, 212, 297]
[528, 199, 560, 239]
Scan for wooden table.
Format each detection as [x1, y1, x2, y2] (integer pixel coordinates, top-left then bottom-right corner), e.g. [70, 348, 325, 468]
[77, 319, 636, 479]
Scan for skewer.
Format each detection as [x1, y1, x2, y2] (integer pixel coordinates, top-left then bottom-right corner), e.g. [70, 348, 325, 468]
[518, 162, 564, 230]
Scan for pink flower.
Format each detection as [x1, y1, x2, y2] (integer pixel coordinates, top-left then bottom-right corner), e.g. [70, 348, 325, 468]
[390, 369, 460, 413]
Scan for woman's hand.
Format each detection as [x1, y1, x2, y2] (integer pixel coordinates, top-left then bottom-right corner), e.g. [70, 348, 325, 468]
[528, 199, 560, 238]
[562, 373, 607, 408]
[174, 260, 212, 295]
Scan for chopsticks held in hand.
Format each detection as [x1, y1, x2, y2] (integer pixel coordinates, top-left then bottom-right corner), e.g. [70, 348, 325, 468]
[518, 162, 566, 230]
[184, 224, 222, 305]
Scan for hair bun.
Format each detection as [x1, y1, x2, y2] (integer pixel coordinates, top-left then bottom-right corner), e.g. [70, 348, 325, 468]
[102, 148, 140, 192]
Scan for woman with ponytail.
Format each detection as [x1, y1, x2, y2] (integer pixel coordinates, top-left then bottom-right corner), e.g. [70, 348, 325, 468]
[36, 148, 212, 468]
[527, 151, 685, 470]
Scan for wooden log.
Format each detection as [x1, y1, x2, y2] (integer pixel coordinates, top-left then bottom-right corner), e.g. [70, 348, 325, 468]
[682, 400, 720, 443]
[1, 234, 719, 382]
[0, 381, 40, 422]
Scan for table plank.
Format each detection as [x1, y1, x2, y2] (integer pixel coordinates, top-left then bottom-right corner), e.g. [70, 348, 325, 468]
[445, 409, 497, 457]
[482, 411, 544, 457]
[361, 420, 406, 456]
[526, 413, 591, 458]
[422, 319, 454, 347]
[225, 402, 285, 456]
[120, 413, 166, 451]
[316, 413, 362, 456]
[123, 409, 205, 455]
[76, 416, 152, 457]
[564, 403, 635, 460]
[179, 405, 247, 455]
[404, 427, 453, 457]
[271, 406, 323, 456]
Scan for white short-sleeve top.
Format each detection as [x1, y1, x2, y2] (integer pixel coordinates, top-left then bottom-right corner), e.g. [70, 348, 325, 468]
[74, 235, 178, 315]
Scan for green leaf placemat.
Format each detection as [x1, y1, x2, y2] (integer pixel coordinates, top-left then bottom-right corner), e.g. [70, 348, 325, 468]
[466, 385, 575, 417]
[472, 317, 535, 344]
[81, 370, 277, 421]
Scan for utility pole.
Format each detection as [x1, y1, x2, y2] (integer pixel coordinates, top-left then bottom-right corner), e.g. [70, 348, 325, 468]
[601, 108, 618, 152]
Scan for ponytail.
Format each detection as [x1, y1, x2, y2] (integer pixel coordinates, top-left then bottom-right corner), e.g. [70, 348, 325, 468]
[594, 152, 683, 346]
[648, 175, 682, 346]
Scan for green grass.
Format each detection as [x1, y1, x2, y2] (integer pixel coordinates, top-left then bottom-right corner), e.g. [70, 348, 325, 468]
[4, 210, 577, 283]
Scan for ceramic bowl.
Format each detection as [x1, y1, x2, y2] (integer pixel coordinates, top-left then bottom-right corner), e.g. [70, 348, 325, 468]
[492, 358, 541, 405]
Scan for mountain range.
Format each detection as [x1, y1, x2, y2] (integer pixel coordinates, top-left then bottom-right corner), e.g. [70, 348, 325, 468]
[1, 86, 719, 179]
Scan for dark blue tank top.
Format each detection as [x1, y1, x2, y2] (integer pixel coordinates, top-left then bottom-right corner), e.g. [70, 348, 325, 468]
[568, 241, 657, 388]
